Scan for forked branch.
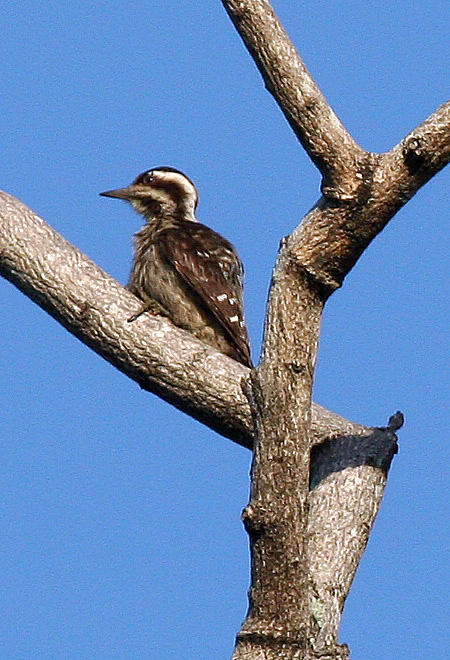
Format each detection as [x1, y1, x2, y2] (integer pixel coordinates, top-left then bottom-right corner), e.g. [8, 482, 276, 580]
[221, 1, 449, 658]
[1, 1, 448, 657]
[0, 191, 400, 660]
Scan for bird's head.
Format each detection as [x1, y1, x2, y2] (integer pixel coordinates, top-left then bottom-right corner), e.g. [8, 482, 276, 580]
[100, 167, 199, 221]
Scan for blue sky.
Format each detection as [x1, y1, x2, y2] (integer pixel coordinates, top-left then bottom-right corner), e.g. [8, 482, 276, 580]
[1, 2, 449, 659]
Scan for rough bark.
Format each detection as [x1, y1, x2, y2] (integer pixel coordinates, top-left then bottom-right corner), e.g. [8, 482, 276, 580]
[0, 191, 367, 450]
[0, 190, 400, 660]
[1, 1, 449, 658]
[221, 1, 449, 658]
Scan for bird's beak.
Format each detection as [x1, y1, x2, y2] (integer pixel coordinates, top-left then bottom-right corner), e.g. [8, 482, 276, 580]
[99, 187, 134, 200]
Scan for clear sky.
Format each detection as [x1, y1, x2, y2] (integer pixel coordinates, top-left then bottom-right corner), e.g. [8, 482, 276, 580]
[1, 2, 448, 659]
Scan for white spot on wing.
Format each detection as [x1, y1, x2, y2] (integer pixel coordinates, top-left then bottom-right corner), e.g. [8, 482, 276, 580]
[216, 293, 228, 301]
[229, 315, 239, 323]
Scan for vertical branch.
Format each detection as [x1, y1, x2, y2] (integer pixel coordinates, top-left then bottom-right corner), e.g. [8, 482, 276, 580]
[232, 240, 400, 660]
[233, 253, 324, 658]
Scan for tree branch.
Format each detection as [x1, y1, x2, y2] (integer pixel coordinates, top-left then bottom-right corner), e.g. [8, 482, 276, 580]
[220, 0, 366, 199]
[0, 191, 367, 450]
[221, 1, 448, 657]
[221, 0, 450, 291]
[374, 100, 450, 218]
[0, 192, 402, 653]
[1, 193, 401, 654]
[4, 2, 446, 654]
[287, 100, 450, 293]
[308, 415, 400, 651]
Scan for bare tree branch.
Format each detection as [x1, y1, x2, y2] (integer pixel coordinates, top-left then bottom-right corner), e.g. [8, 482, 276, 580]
[0, 191, 368, 450]
[0, 191, 401, 655]
[1, 193, 401, 656]
[236, 263, 324, 656]
[374, 100, 450, 217]
[221, 1, 450, 289]
[308, 416, 400, 651]
[221, 1, 448, 658]
[4, 2, 447, 656]
[288, 101, 450, 294]
[220, 0, 366, 199]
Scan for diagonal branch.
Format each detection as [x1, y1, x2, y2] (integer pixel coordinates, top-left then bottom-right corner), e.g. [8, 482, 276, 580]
[0, 191, 368, 450]
[4, 3, 447, 654]
[373, 100, 450, 218]
[221, 1, 450, 260]
[3, 193, 401, 652]
[220, 0, 366, 198]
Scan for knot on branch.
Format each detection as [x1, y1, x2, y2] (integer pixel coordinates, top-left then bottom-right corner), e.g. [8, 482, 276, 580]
[403, 137, 428, 174]
[241, 504, 268, 534]
[284, 248, 339, 297]
[311, 642, 350, 659]
[241, 503, 283, 541]
[78, 300, 97, 326]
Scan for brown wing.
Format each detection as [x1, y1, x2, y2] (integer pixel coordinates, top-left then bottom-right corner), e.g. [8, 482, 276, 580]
[157, 224, 252, 367]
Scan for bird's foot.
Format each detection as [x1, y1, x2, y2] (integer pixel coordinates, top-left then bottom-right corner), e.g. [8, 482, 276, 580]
[127, 299, 166, 323]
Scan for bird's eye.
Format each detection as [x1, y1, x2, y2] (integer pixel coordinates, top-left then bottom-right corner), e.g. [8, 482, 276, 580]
[144, 171, 155, 184]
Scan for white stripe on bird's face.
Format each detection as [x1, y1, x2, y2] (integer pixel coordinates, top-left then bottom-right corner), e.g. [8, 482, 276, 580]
[101, 166, 199, 222]
[145, 168, 198, 221]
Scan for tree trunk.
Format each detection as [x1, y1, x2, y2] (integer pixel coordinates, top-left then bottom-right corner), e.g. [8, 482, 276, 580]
[1, 1, 449, 657]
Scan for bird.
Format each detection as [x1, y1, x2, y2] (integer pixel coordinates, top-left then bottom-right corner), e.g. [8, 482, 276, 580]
[100, 166, 252, 367]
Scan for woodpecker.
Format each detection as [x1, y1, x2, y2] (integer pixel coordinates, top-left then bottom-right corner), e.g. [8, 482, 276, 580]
[100, 167, 252, 367]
